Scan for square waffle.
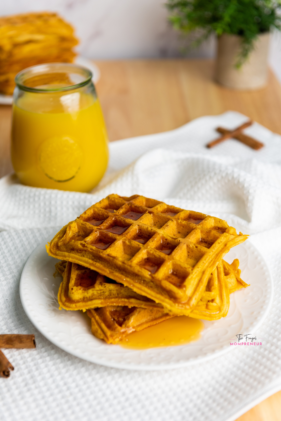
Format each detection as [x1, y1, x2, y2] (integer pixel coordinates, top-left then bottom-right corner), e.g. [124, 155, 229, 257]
[57, 259, 248, 321]
[47, 194, 248, 316]
[58, 261, 158, 311]
[87, 258, 249, 344]
[87, 306, 172, 344]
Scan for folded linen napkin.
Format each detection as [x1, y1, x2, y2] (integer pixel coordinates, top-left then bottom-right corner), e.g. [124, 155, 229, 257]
[1, 111, 281, 421]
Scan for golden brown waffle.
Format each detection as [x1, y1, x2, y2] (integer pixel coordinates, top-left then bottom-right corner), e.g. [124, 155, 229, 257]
[87, 306, 172, 344]
[0, 12, 78, 95]
[47, 194, 248, 316]
[191, 259, 248, 320]
[190, 261, 230, 320]
[54, 261, 67, 277]
[57, 259, 248, 321]
[224, 259, 248, 293]
[86, 258, 249, 343]
[58, 262, 157, 311]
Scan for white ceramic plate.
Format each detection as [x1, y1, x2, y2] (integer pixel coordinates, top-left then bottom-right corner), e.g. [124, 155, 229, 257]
[20, 240, 272, 371]
[0, 57, 100, 105]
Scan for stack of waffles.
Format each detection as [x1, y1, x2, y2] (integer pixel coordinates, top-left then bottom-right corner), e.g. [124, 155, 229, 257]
[47, 194, 249, 344]
[0, 12, 79, 95]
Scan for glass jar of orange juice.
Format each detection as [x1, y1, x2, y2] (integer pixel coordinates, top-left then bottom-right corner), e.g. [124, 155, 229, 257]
[11, 63, 109, 192]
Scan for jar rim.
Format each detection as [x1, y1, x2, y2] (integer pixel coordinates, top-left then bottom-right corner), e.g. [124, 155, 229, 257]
[15, 62, 93, 93]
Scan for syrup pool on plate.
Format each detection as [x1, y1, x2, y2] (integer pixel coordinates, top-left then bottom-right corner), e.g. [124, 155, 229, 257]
[11, 63, 109, 192]
[120, 316, 203, 349]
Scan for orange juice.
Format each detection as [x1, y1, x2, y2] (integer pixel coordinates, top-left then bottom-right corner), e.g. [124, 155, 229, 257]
[12, 93, 108, 192]
[11, 63, 109, 192]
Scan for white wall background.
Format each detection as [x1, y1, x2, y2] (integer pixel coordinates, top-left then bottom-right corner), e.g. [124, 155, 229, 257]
[1, 0, 281, 81]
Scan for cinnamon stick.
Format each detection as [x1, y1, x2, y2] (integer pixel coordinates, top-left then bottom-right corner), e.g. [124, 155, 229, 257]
[207, 120, 253, 148]
[0, 334, 36, 349]
[216, 127, 264, 150]
[0, 349, 14, 378]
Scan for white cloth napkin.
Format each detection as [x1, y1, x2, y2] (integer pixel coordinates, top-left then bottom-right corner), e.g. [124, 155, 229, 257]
[1, 111, 281, 421]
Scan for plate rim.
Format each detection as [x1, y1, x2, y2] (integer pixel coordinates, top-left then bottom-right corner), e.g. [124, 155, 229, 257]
[19, 239, 273, 371]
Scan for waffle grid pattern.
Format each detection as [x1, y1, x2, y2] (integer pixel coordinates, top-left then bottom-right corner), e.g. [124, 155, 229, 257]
[58, 262, 157, 311]
[48, 194, 247, 315]
[87, 306, 171, 344]
[58, 259, 247, 323]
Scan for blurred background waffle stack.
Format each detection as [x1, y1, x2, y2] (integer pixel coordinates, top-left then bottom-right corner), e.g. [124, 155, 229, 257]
[0, 12, 79, 95]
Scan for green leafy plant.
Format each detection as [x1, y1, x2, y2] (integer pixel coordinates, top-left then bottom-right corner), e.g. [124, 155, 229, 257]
[166, 0, 281, 67]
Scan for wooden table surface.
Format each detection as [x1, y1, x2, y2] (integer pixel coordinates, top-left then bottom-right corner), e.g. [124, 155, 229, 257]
[1, 59, 281, 419]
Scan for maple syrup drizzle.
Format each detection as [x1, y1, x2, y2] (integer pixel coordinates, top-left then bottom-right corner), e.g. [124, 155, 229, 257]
[164, 272, 185, 287]
[187, 218, 203, 225]
[105, 225, 128, 235]
[134, 236, 149, 244]
[75, 271, 98, 288]
[140, 259, 160, 274]
[93, 241, 112, 250]
[159, 247, 173, 255]
[141, 260, 159, 274]
[87, 219, 105, 226]
[120, 316, 203, 349]
[164, 211, 178, 217]
[123, 211, 143, 220]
